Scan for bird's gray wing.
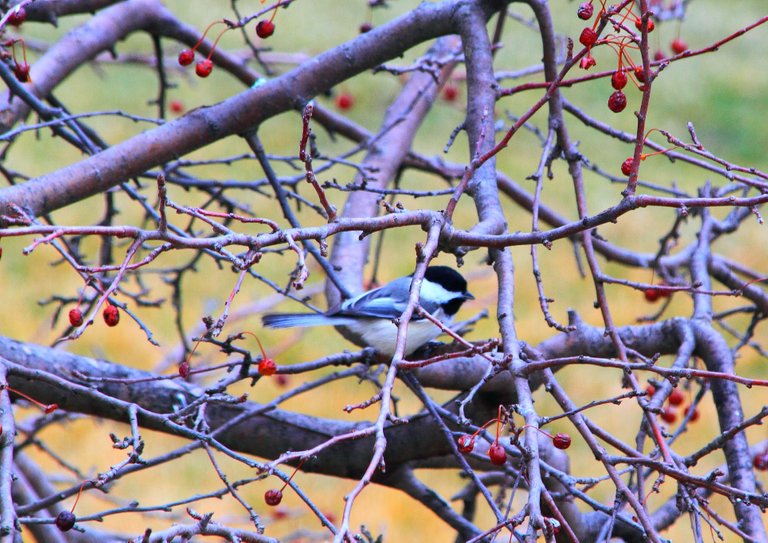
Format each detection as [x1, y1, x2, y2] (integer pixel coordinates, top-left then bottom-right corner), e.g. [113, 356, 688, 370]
[335, 277, 434, 319]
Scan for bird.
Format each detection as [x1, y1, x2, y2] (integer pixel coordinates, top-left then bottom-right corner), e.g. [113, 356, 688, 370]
[262, 266, 474, 357]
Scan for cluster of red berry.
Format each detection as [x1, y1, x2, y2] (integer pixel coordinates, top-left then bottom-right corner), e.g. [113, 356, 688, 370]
[646, 384, 699, 425]
[576, 1, 690, 119]
[573, 3, 696, 178]
[178, 3, 280, 79]
[2, 7, 31, 82]
[457, 408, 572, 467]
[68, 303, 119, 328]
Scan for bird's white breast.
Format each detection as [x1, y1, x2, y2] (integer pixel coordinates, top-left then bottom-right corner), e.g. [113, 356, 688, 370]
[339, 312, 452, 357]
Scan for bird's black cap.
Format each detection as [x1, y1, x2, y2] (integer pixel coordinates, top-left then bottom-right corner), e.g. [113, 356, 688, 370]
[424, 266, 470, 296]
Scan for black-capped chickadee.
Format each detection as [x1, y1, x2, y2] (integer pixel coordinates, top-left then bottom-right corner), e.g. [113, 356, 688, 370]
[262, 266, 474, 356]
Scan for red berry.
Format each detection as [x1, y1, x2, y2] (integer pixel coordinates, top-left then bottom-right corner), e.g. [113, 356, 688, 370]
[275, 373, 289, 387]
[103, 304, 120, 327]
[653, 50, 665, 62]
[195, 59, 213, 78]
[44, 403, 58, 414]
[8, 6, 25, 26]
[635, 17, 655, 32]
[753, 453, 768, 471]
[644, 288, 661, 302]
[335, 92, 354, 110]
[611, 70, 627, 90]
[661, 406, 677, 424]
[272, 507, 289, 519]
[178, 361, 190, 378]
[645, 384, 656, 397]
[13, 62, 30, 82]
[488, 443, 507, 465]
[577, 2, 594, 20]
[68, 308, 84, 327]
[359, 22, 373, 33]
[579, 55, 596, 70]
[670, 38, 688, 55]
[668, 388, 685, 406]
[607, 90, 627, 113]
[169, 100, 184, 114]
[178, 49, 195, 66]
[264, 488, 283, 506]
[634, 65, 646, 83]
[256, 19, 275, 39]
[621, 157, 633, 176]
[442, 84, 459, 102]
[457, 434, 474, 454]
[684, 405, 700, 422]
[553, 433, 572, 450]
[258, 357, 277, 376]
[55, 511, 76, 532]
[579, 27, 598, 47]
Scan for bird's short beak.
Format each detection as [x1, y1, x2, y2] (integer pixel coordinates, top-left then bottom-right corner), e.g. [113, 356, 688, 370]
[463, 291, 475, 300]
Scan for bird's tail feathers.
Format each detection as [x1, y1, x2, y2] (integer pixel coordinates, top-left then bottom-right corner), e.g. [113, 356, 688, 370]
[262, 313, 355, 329]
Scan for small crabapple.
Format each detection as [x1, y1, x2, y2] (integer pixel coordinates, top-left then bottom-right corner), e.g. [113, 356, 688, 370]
[608, 90, 627, 113]
[752, 452, 768, 471]
[553, 433, 572, 450]
[169, 100, 184, 114]
[103, 304, 120, 327]
[258, 357, 277, 376]
[683, 404, 700, 422]
[68, 308, 84, 327]
[178, 361, 190, 378]
[644, 288, 661, 302]
[488, 443, 507, 465]
[359, 22, 373, 33]
[621, 157, 634, 176]
[256, 20, 275, 39]
[457, 434, 474, 453]
[611, 70, 627, 90]
[577, 2, 594, 20]
[442, 84, 459, 102]
[178, 49, 195, 66]
[579, 55, 596, 70]
[335, 92, 354, 110]
[635, 17, 655, 32]
[264, 488, 283, 506]
[633, 66, 646, 83]
[671, 38, 688, 55]
[661, 406, 677, 424]
[668, 389, 685, 406]
[7, 6, 26, 26]
[13, 62, 30, 82]
[55, 511, 76, 532]
[195, 59, 213, 78]
[579, 27, 598, 47]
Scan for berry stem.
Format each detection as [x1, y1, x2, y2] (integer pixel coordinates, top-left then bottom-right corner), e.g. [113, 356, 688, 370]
[267, 0, 281, 24]
[205, 26, 232, 61]
[70, 481, 87, 513]
[193, 20, 227, 52]
[1, 385, 57, 413]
